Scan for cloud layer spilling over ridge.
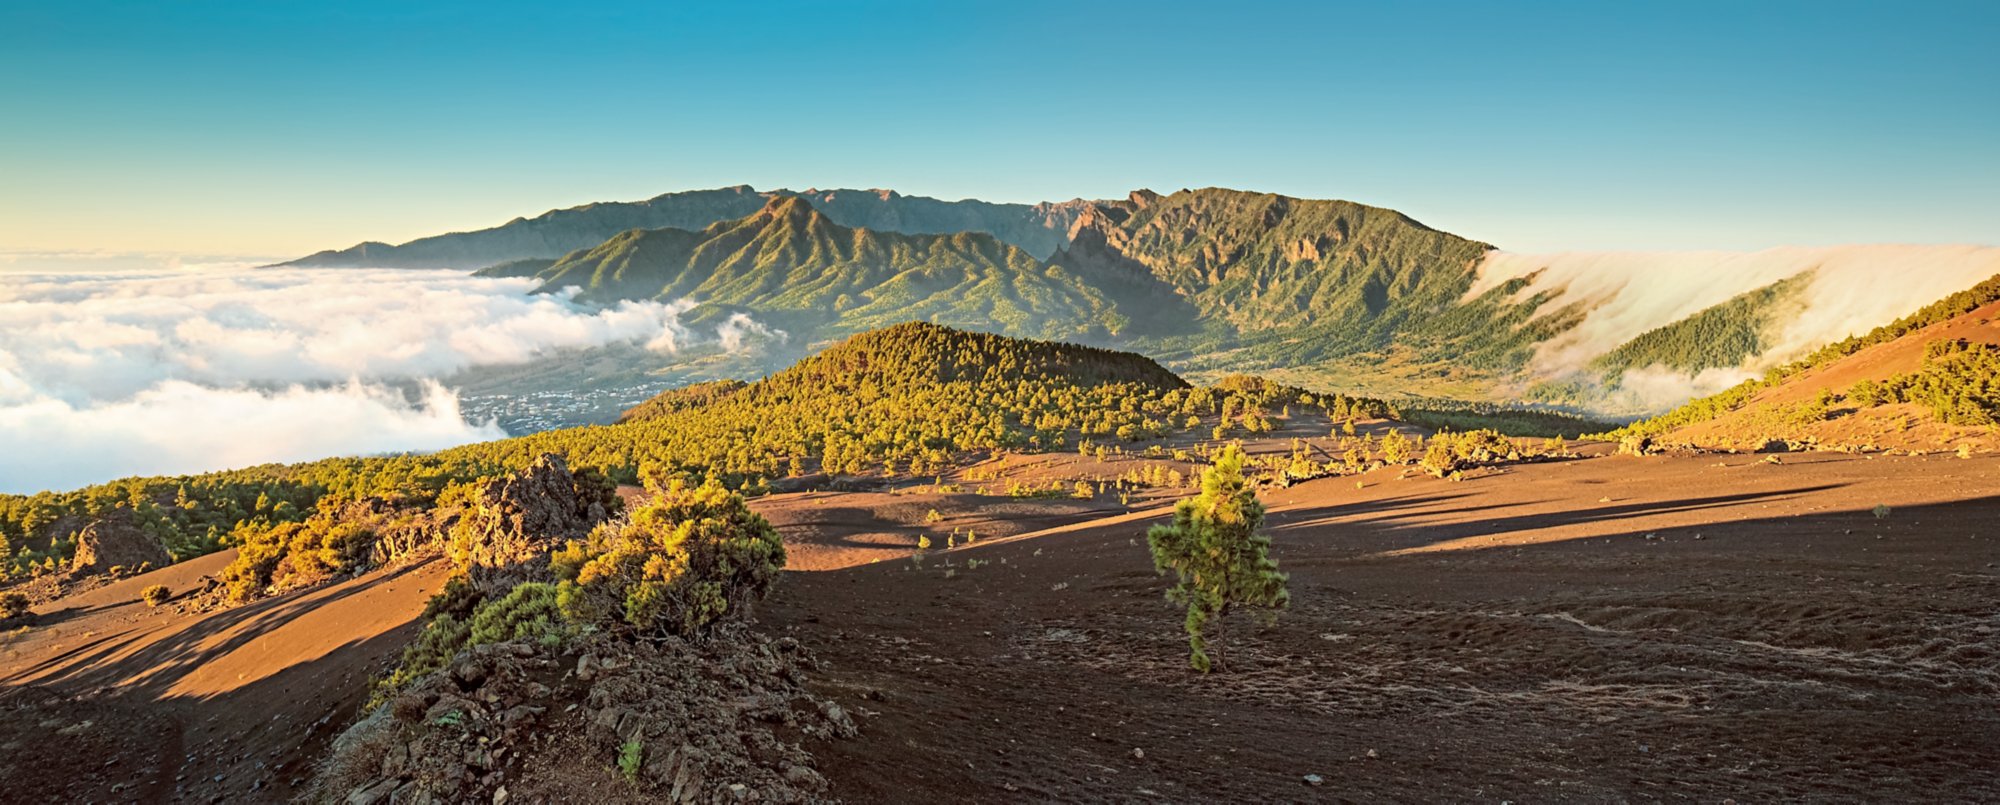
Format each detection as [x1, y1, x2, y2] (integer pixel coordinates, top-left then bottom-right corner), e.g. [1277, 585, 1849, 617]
[1470, 244, 2000, 404]
[0, 265, 722, 493]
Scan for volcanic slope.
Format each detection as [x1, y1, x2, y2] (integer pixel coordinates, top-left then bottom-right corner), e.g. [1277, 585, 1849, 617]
[4, 421, 1995, 801]
[1615, 272, 2000, 452]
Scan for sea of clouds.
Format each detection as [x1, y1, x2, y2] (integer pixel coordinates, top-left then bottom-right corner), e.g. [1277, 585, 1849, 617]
[1468, 244, 2000, 408]
[0, 259, 735, 494]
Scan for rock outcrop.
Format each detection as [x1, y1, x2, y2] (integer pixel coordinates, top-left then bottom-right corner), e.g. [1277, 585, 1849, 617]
[316, 627, 854, 804]
[69, 509, 171, 575]
[447, 454, 614, 591]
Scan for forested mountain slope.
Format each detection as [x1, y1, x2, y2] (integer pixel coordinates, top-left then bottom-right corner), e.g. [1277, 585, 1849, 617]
[282, 185, 2000, 413]
[0, 323, 1272, 579]
[510, 196, 1135, 342]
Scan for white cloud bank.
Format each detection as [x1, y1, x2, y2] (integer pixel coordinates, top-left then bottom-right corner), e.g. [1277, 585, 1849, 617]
[0, 380, 503, 492]
[0, 264, 730, 493]
[1469, 244, 2000, 406]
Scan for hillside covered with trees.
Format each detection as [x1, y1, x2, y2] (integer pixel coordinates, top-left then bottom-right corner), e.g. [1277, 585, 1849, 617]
[0, 323, 1377, 582]
[498, 197, 1136, 342]
[279, 186, 2000, 415]
[1606, 272, 2000, 447]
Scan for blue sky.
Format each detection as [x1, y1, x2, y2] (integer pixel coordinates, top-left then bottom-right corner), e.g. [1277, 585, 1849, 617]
[1, 0, 1994, 256]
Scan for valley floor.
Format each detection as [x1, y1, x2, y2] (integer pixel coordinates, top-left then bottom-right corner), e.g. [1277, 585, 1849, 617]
[3, 442, 1997, 801]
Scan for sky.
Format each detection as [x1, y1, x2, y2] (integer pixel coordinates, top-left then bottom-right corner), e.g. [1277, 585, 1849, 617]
[1, 0, 1995, 257]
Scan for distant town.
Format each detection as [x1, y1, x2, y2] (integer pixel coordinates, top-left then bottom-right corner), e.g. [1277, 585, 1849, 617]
[457, 380, 678, 434]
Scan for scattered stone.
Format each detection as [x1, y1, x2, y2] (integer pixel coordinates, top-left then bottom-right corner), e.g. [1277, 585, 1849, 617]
[313, 627, 850, 804]
[1303, 774, 1325, 786]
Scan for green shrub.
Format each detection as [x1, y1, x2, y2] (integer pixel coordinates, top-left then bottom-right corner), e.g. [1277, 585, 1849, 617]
[422, 573, 483, 620]
[141, 584, 172, 607]
[1145, 445, 1289, 673]
[218, 522, 305, 604]
[618, 740, 644, 783]
[468, 582, 569, 646]
[373, 581, 572, 704]
[0, 591, 29, 620]
[552, 478, 784, 637]
[374, 613, 473, 703]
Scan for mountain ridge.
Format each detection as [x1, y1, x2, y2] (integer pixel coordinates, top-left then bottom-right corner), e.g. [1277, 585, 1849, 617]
[277, 185, 1096, 269]
[510, 195, 1136, 343]
[283, 184, 2000, 415]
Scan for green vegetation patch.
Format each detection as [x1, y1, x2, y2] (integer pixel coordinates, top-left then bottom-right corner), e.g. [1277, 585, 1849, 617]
[1591, 271, 1815, 384]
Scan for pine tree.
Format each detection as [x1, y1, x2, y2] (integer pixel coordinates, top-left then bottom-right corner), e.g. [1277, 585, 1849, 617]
[1145, 445, 1289, 673]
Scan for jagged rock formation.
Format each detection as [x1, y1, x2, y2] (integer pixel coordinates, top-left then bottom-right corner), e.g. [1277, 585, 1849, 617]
[278, 185, 1091, 269]
[1057, 188, 1493, 336]
[68, 509, 171, 575]
[446, 454, 614, 591]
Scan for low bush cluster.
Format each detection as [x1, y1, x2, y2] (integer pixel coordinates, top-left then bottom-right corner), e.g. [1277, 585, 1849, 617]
[141, 584, 172, 607]
[550, 478, 785, 637]
[375, 478, 784, 703]
[1418, 429, 1525, 477]
[1850, 339, 2000, 426]
[0, 591, 30, 622]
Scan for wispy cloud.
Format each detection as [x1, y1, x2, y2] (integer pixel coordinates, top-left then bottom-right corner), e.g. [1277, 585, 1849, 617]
[1470, 244, 2000, 407]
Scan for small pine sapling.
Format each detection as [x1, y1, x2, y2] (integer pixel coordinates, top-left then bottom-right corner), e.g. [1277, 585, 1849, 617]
[1146, 444, 1289, 673]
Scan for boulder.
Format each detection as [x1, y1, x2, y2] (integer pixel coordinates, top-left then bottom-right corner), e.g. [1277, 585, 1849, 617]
[70, 509, 171, 575]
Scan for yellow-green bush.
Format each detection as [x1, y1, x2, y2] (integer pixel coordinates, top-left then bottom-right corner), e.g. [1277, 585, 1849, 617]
[375, 613, 472, 702]
[1850, 339, 2000, 426]
[552, 479, 784, 637]
[0, 591, 30, 621]
[468, 582, 568, 646]
[141, 584, 172, 607]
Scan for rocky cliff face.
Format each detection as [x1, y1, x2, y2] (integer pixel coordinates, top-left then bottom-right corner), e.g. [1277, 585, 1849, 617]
[1057, 187, 1494, 334]
[792, 188, 1093, 260]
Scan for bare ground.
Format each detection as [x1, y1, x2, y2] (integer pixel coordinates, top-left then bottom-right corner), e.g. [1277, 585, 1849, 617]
[3, 442, 1996, 801]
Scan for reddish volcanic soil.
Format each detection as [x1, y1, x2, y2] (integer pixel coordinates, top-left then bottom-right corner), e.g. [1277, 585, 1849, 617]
[3, 439, 1997, 801]
[762, 446, 2000, 802]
